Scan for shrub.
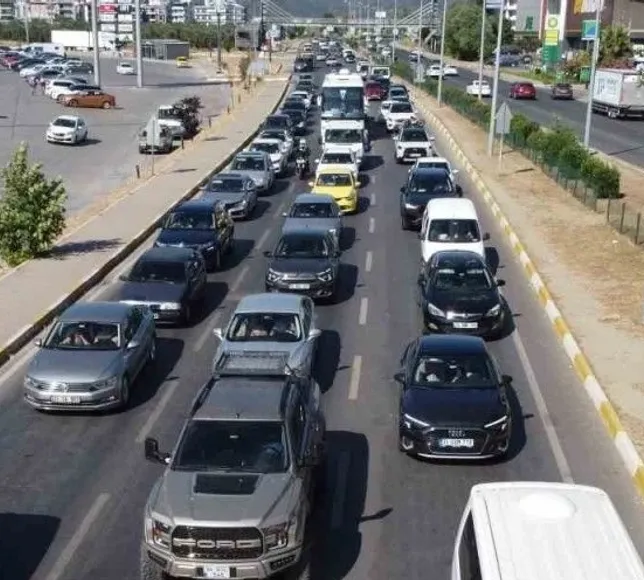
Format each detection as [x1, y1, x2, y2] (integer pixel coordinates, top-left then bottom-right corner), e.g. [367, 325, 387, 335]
[526, 129, 547, 161]
[509, 113, 539, 146]
[558, 143, 588, 179]
[392, 61, 413, 81]
[581, 156, 620, 198]
[0, 143, 66, 266]
[541, 126, 577, 167]
[238, 54, 250, 84]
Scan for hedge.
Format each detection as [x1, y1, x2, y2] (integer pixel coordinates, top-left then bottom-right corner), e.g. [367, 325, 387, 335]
[390, 61, 621, 199]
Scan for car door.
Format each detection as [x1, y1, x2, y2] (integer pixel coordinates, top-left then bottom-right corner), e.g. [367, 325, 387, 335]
[300, 298, 315, 375]
[77, 118, 87, 139]
[123, 307, 145, 378]
[213, 205, 230, 250]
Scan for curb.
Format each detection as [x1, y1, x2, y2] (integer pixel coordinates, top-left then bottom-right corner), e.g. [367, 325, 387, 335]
[405, 81, 644, 498]
[0, 75, 292, 370]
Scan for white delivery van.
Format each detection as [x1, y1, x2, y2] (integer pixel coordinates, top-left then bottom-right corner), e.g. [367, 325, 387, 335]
[24, 42, 65, 56]
[453, 481, 644, 580]
[420, 198, 488, 264]
[370, 65, 390, 79]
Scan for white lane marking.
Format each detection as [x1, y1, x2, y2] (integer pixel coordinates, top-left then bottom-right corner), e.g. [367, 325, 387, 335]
[194, 310, 222, 353]
[331, 451, 351, 530]
[230, 265, 249, 293]
[348, 355, 362, 401]
[368, 218, 375, 234]
[44, 492, 111, 580]
[273, 200, 287, 219]
[135, 379, 181, 443]
[512, 331, 574, 483]
[365, 251, 373, 273]
[255, 228, 271, 251]
[0, 345, 38, 401]
[370, 193, 376, 206]
[358, 298, 368, 325]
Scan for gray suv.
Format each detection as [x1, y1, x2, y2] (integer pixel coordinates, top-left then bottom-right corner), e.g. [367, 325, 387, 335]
[141, 376, 326, 579]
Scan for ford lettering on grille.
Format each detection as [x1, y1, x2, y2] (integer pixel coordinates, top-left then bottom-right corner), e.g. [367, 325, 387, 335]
[172, 538, 262, 549]
[171, 526, 264, 560]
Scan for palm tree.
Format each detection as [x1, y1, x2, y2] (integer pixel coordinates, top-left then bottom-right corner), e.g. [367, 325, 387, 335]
[599, 25, 632, 67]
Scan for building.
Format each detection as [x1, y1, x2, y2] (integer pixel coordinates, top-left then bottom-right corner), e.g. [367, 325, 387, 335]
[193, 0, 245, 24]
[514, 0, 540, 33]
[0, 0, 14, 21]
[167, 1, 190, 22]
[504, 0, 518, 29]
[144, 0, 167, 23]
[141, 38, 189, 58]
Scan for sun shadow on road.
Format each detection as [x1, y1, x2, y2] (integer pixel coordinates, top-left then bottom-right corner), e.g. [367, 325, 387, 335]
[48, 238, 121, 259]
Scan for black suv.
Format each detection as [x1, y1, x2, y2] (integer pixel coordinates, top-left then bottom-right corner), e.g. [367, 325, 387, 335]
[264, 228, 340, 301]
[400, 168, 461, 230]
[294, 58, 312, 72]
[155, 199, 234, 271]
[394, 334, 512, 460]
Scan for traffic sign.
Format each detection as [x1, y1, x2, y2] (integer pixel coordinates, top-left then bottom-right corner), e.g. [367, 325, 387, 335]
[542, 44, 561, 64]
[485, 0, 503, 9]
[495, 102, 513, 135]
[582, 19, 598, 40]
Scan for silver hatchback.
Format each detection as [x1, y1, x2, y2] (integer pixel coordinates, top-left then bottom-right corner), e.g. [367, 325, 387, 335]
[23, 301, 156, 412]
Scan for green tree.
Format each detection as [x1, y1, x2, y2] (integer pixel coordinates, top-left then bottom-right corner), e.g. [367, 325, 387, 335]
[0, 144, 66, 266]
[599, 25, 632, 67]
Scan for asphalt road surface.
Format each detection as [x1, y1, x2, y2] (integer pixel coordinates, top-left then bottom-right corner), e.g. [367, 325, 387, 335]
[0, 59, 230, 214]
[1, 65, 644, 580]
[396, 48, 644, 169]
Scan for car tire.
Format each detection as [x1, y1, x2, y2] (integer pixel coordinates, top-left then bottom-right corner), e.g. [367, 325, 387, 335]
[401, 215, 410, 230]
[69, 99, 78, 107]
[140, 545, 169, 580]
[102, 101, 112, 109]
[120, 375, 131, 409]
[213, 249, 221, 271]
[182, 303, 192, 325]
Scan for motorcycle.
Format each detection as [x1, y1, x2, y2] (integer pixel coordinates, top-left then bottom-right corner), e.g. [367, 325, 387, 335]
[295, 156, 308, 180]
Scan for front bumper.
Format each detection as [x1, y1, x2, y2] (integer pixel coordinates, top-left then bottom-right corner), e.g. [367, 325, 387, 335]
[142, 543, 302, 578]
[266, 277, 335, 299]
[46, 132, 76, 144]
[399, 422, 510, 459]
[401, 206, 424, 227]
[224, 203, 250, 219]
[24, 385, 123, 411]
[396, 148, 430, 162]
[422, 310, 505, 338]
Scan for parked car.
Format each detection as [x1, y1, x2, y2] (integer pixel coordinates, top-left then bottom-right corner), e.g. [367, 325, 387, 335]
[138, 125, 174, 154]
[61, 89, 116, 109]
[551, 82, 574, 100]
[45, 115, 88, 145]
[509, 81, 537, 100]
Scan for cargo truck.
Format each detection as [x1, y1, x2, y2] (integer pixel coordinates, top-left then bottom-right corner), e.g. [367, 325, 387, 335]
[50, 30, 113, 50]
[591, 68, 644, 119]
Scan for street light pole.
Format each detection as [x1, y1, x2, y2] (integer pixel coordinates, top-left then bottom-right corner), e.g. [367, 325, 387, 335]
[436, 0, 448, 105]
[134, 0, 143, 88]
[216, 10, 222, 71]
[391, 0, 397, 63]
[477, 5, 487, 101]
[24, 2, 30, 43]
[486, 0, 504, 156]
[90, 0, 101, 87]
[416, 0, 424, 80]
[583, 5, 601, 147]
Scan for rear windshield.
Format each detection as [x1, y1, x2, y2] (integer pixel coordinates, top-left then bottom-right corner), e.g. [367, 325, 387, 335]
[317, 173, 352, 187]
[391, 103, 413, 113]
[290, 202, 335, 218]
[428, 219, 481, 242]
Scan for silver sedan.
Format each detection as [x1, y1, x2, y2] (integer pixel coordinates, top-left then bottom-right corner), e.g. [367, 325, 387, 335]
[23, 301, 156, 412]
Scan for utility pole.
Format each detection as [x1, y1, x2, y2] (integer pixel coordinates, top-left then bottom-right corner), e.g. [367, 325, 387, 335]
[477, 5, 487, 101]
[486, 0, 504, 156]
[416, 0, 424, 80]
[216, 6, 223, 72]
[583, 4, 601, 147]
[24, 1, 30, 43]
[391, 0, 397, 62]
[134, 0, 143, 87]
[90, 0, 101, 86]
[437, 0, 448, 105]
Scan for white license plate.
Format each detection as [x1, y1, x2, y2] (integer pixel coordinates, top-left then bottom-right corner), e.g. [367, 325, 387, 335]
[290, 283, 310, 290]
[439, 438, 474, 448]
[453, 322, 478, 329]
[203, 565, 230, 579]
[153, 313, 159, 320]
[51, 395, 81, 405]
[409, 153, 421, 157]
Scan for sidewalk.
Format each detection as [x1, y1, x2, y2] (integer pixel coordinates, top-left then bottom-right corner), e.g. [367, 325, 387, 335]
[0, 77, 290, 365]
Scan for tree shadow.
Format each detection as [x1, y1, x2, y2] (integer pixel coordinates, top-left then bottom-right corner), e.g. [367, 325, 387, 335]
[0, 513, 60, 580]
[48, 238, 121, 259]
[313, 329, 341, 394]
[250, 199, 271, 220]
[190, 281, 229, 326]
[355, 196, 371, 215]
[172, 167, 197, 174]
[364, 155, 384, 170]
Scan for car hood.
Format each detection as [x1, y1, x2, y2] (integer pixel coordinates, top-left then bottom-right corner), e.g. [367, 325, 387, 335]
[156, 229, 216, 247]
[230, 170, 267, 184]
[282, 217, 340, 234]
[203, 191, 246, 204]
[428, 290, 498, 313]
[154, 470, 301, 527]
[270, 257, 332, 275]
[311, 186, 354, 200]
[324, 143, 363, 154]
[28, 348, 121, 383]
[111, 280, 187, 303]
[403, 385, 505, 426]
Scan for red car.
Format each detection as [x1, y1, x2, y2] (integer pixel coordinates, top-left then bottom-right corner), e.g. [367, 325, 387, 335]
[509, 82, 537, 100]
[365, 81, 385, 101]
[0, 51, 21, 68]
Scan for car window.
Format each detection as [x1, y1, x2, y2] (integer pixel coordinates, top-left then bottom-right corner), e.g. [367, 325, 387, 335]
[428, 219, 481, 242]
[125, 308, 143, 342]
[301, 299, 313, 335]
[402, 129, 427, 141]
[412, 354, 495, 387]
[325, 129, 361, 143]
[45, 320, 121, 350]
[232, 156, 265, 171]
[165, 209, 214, 230]
[418, 161, 449, 172]
[227, 313, 302, 342]
[317, 173, 352, 187]
[208, 177, 245, 192]
[251, 142, 279, 154]
[322, 153, 353, 165]
[431, 267, 493, 291]
[275, 235, 330, 258]
[391, 103, 413, 113]
[290, 202, 335, 218]
[408, 174, 452, 195]
[288, 400, 305, 456]
[129, 259, 187, 283]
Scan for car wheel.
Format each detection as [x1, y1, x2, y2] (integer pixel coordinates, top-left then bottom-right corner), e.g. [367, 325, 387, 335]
[213, 249, 221, 270]
[69, 99, 78, 107]
[182, 303, 192, 325]
[120, 375, 131, 409]
[401, 215, 410, 230]
[102, 101, 112, 109]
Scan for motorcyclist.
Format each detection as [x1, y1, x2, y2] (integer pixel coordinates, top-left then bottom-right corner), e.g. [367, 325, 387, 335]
[295, 138, 310, 176]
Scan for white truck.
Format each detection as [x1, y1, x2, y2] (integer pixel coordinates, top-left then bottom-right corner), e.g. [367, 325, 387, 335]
[319, 71, 366, 137]
[51, 30, 113, 50]
[320, 119, 367, 167]
[591, 68, 644, 119]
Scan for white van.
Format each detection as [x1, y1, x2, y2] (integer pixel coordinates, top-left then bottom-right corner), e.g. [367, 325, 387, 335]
[370, 65, 390, 79]
[24, 43, 65, 56]
[453, 481, 644, 580]
[420, 198, 488, 264]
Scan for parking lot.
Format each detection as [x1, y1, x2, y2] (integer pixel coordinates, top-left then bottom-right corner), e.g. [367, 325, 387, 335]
[0, 58, 230, 214]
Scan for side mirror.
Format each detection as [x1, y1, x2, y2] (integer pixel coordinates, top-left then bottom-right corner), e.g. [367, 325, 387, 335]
[501, 374, 512, 386]
[34, 338, 42, 347]
[263, 250, 273, 258]
[212, 327, 223, 340]
[127, 339, 140, 350]
[496, 279, 506, 287]
[417, 274, 424, 285]
[317, 136, 322, 145]
[483, 232, 491, 241]
[452, 169, 460, 176]
[307, 328, 322, 341]
[308, 181, 314, 187]
[429, 136, 436, 142]
[282, 212, 288, 217]
[144, 437, 170, 465]
[393, 371, 405, 383]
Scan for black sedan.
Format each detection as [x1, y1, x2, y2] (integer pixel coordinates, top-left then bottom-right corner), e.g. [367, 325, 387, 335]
[394, 334, 512, 460]
[417, 251, 506, 339]
[264, 228, 340, 301]
[400, 168, 461, 230]
[280, 108, 306, 135]
[112, 246, 207, 324]
[202, 172, 258, 220]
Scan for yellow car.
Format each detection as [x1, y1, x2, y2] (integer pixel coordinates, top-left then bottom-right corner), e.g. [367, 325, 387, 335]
[309, 165, 358, 214]
[176, 56, 190, 68]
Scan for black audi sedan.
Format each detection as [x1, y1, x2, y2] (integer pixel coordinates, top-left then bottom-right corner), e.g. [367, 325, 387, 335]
[400, 167, 461, 230]
[264, 227, 340, 301]
[154, 199, 234, 271]
[394, 334, 512, 460]
[417, 251, 506, 339]
[111, 246, 206, 324]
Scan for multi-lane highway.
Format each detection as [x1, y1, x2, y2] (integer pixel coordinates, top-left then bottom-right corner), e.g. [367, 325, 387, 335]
[1, 65, 644, 580]
[396, 47, 644, 169]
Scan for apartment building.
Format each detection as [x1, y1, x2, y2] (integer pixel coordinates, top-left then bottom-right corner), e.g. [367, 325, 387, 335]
[171, 0, 245, 24]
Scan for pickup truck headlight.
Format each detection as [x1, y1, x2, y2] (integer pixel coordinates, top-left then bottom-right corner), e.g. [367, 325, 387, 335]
[159, 302, 181, 311]
[426, 303, 445, 318]
[267, 268, 282, 282]
[263, 523, 289, 550]
[486, 304, 501, 317]
[149, 518, 171, 548]
[317, 268, 334, 282]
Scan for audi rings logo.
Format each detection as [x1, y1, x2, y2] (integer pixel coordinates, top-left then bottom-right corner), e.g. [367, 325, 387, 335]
[448, 429, 465, 438]
[172, 538, 262, 550]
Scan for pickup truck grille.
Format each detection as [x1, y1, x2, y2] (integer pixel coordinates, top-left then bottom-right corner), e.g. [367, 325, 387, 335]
[403, 147, 427, 156]
[171, 526, 263, 560]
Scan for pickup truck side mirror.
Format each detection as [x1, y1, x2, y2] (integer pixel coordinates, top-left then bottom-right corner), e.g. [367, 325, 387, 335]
[496, 279, 506, 287]
[307, 328, 322, 341]
[34, 338, 43, 347]
[400, 186, 405, 193]
[501, 374, 513, 387]
[144, 437, 170, 465]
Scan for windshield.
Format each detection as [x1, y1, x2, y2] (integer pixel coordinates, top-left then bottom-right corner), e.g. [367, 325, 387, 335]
[412, 354, 496, 387]
[290, 202, 335, 218]
[45, 321, 121, 350]
[428, 219, 481, 242]
[275, 234, 330, 258]
[52, 118, 76, 128]
[408, 175, 452, 195]
[366, 82, 381, 91]
[316, 173, 352, 187]
[418, 161, 449, 172]
[325, 129, 361, 144]
[173, 420, 288, 473]
[322, 153, 353, 164]
[158, 108, 176, 120]
[128, 260, 186, 283]
[227, 312, 302, 342]
[432, 267, 492, 291]
[402, 129, 427, 141]
[264, 117, 288, 130]
[321, 86, 364, 119]
[251, 143, 279, 154]
[372, 67, 388, 76]
[208, 178, 244, 192]
[391, 103, 413, 113]
[232, 157, 265, 171]
[165, 209, 214, 230]
[261, 132, 285, 142]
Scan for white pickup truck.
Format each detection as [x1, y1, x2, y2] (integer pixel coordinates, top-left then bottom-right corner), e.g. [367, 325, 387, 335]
[315, 145, 360, 180]
[466, 80, 491, 97]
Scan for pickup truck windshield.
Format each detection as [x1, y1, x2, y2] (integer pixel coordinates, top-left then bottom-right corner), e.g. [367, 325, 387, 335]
[325, 129, 361, 144]
[227, 313, 302, 342]
[173, 420, 289, 473]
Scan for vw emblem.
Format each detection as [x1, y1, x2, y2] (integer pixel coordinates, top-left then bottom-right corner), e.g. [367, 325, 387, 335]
[53, 382, 69, 392]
